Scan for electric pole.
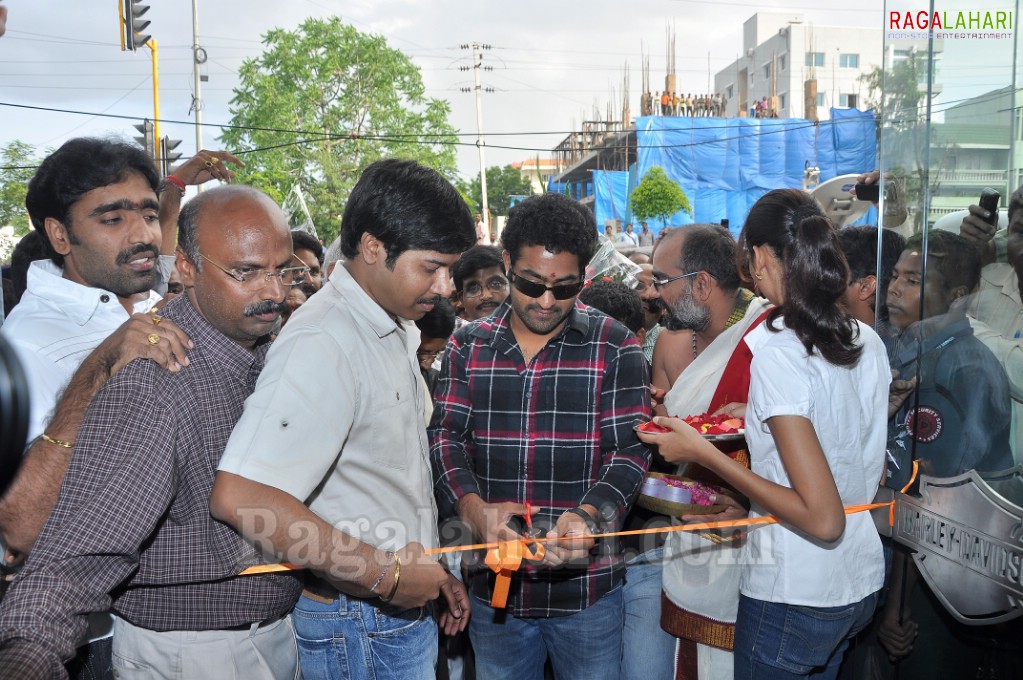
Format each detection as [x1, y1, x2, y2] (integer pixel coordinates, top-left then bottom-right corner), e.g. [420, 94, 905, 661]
[461, 43, 493, 234]
[191, 0, 205, 165]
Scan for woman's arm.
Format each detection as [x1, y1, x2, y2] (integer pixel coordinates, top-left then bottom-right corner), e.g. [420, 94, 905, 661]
[639, 414, 845, 541]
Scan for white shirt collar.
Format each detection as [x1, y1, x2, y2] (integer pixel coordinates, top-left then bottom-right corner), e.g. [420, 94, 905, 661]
[25, 259, 160, 326]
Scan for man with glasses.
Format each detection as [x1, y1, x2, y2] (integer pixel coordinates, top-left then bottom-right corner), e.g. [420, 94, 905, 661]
[430, 192, 651, 680]
[452, 245, 509, 323]
[649, 224, 770, 680]
[211, 159, 476, 680]
[0, 185, 305, 678]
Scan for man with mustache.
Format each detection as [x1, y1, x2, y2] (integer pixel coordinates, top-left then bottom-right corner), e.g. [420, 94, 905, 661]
[429, 193, 651, 680]
[211, 159, 476, 680]
[650, 224, 770, 680]
[634, 262, 663, 363]
[452, 245, 509, 322]
[0, 185, 307, 678]
[0, 138, 193, 679]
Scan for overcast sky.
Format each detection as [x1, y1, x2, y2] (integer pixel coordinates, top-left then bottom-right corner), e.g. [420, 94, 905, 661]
[1, 0, 891, 179]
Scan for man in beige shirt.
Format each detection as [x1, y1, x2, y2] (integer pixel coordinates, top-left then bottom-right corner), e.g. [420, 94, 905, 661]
[211, 159, 477, 680]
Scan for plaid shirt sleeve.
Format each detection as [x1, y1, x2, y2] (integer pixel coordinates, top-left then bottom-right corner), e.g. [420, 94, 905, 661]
[429, 332, 481, 518]
[0, 364, 176, 669]
[581, 336, 652, 527]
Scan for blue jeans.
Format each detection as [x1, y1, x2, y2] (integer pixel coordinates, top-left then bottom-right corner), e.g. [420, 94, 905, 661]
[291, 593, 436, 680]
[621, 547, 675, 680]
[734, 592, 880, 680]
[469, 585, 623, 680]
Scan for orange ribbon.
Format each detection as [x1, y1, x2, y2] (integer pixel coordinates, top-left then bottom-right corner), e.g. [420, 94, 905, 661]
[240, 465, 921, 607]
[483, 538, 546, 608]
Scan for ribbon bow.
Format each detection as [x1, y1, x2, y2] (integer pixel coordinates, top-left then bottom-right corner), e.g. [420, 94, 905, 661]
[483, 538, 546, 608]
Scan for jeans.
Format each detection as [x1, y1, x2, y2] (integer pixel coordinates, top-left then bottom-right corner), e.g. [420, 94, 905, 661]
[734, 591, 880, 680]
[67, 638, 113, 680]
[292, 593, 437, 680]
[621, 547, 675, 680]
[469, 585, 623, 680]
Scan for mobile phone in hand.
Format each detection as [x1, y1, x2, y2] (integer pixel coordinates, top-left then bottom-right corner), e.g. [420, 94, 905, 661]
[854, 182, 880, 203]
[979, 188, 1000, 226]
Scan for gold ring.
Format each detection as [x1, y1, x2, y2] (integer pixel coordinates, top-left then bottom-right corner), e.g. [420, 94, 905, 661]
[151, 313, 162, 326]
[147, 333, 160, 345]
[204, 159, 215, 169]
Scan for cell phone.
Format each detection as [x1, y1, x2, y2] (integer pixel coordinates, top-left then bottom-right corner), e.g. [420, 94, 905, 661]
[854, 182, 880, 203]
[979, 188, 1000, 226]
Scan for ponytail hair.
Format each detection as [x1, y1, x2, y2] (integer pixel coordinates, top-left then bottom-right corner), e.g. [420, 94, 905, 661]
[741, 189, 861, 366]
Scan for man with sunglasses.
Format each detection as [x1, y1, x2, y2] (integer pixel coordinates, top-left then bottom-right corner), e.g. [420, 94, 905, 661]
[0, 185, 306, 678]
[430, 192, 651, 680]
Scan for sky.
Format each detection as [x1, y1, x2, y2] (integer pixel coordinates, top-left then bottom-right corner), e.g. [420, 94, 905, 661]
[1, 0, 891, 180]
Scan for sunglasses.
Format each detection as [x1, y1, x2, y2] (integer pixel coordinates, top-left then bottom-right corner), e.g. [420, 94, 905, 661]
[509, 272, 584, 300]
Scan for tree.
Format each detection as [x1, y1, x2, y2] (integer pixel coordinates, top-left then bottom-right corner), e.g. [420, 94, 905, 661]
[468, 164, 534, 217]
[220, 18, 460, 244]
[630, 166, 691, 228]
[0, 140, 40, 236]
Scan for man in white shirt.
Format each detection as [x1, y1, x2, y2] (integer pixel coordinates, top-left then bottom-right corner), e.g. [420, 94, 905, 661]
[0, 138, 194, 679]
[618, 222, 639, 247]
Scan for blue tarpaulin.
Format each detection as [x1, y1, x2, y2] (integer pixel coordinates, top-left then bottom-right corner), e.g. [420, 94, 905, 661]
[589, 109, 878, 235]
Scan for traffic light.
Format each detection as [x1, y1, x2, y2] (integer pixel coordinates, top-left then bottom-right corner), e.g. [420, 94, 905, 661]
[160, 136, 182, 177]
[123, 0, 151, 51]
[133, 119, 155, 160]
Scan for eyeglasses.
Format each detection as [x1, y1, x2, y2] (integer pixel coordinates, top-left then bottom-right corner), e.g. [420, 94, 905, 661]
[463, 278, 509, 299]
[509, 272, 584, 300]
[416, 349, 444, 362]
[199, 252, 310, 287]
[652, 271, 698, 290]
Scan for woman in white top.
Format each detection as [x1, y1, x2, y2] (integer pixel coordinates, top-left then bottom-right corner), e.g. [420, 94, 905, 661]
[638, 189, 889, 679]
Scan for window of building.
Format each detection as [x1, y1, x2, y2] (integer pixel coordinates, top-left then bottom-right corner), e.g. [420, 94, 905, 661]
[726, 84, 734, 98]
[806, 52, 825, 68]
[763, 63, 771, 79]
[779, 93, 787, 110]
[839, 54, 860, 68]
[816, 92, 825, 107]
[839, 93, 858, 108]
[779, 54, 787, 71]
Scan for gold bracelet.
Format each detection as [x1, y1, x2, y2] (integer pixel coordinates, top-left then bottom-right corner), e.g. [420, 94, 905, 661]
[379, 554, 402, 603]
[40, 433, 73, 449]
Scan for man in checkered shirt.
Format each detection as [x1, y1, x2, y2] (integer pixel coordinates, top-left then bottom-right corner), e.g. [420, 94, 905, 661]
[430, 193, 651, 680]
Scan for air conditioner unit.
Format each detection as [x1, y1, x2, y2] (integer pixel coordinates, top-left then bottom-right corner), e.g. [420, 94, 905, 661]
[746, 48, 755, 58]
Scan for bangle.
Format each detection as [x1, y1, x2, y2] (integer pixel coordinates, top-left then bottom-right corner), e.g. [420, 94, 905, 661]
[379, 554, 402, 603]
[164, 175, 186, 196]
[369, 551, 395, 595]
[40, 433, 73, 449]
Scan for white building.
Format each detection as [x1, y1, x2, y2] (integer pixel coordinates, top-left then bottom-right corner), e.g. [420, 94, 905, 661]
[513, 157, 560, 194]
[713, 13, 884, 120]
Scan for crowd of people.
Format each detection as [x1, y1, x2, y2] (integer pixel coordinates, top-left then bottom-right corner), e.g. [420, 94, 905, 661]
[641, 92, 726, 118]
[0, 133, 1022, 680]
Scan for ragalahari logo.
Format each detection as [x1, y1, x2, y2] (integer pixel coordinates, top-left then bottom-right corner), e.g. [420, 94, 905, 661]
[889, 9, 1013, 35]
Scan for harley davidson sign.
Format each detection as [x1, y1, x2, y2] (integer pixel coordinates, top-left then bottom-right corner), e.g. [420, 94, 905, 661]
[888, 468, 1023, 625]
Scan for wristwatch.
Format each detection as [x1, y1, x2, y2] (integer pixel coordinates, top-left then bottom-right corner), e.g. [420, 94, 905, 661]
[565, 507, 602, 535]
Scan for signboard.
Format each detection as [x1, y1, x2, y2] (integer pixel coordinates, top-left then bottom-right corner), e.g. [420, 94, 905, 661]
[883, 467, 1023, 626]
